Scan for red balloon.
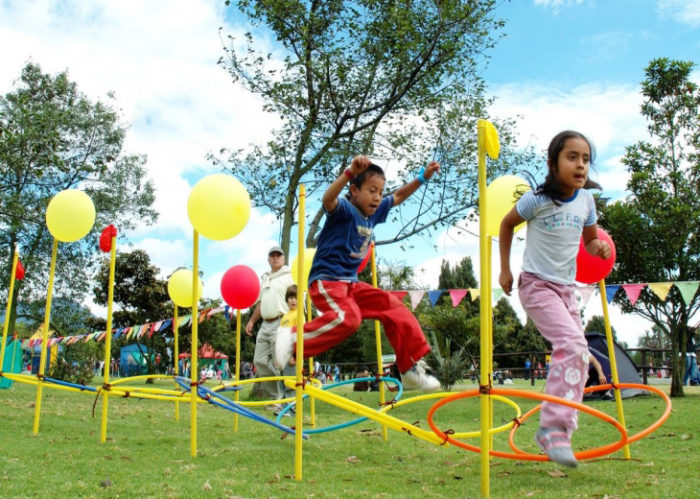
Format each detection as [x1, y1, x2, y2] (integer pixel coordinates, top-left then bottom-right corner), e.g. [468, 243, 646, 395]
[357, 242, 374, 273]
[220, 265, 260, 309]
[575, 228, 616, 284]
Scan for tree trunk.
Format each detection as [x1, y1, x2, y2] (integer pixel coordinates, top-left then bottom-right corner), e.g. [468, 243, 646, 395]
[670, 353, 684, 397]
[280, 178, 300, 257]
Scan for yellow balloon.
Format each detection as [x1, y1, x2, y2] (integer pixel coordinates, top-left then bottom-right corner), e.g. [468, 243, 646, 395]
[187, 174, 251, 241]
[45, 189, 96, 242]
[485, 175, 530, 237]
[167, 269, 203, 308]
[291, 248, 316, 291]
[482, 120, 500, 160]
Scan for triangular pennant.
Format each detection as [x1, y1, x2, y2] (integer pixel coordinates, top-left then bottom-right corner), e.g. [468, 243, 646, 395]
[449, 289, 468, 307]
[408, 290, 425, 310]
[621, 284, 646, 306]
[208, 306, 225, 317]
[576, 286, 595, 306]
[675, 281, 700, 305]
[604, 285, 620, 304]
[492, 289, 504, 302]
[137, 324, 148, 338]
[648, 282, 673, 301]
[198, 309, 211, 323]
[390, 291, 408, 303]
[427, 290, 443, 307]
[159, 319, 172, 331]
[469, 288, 480, 301]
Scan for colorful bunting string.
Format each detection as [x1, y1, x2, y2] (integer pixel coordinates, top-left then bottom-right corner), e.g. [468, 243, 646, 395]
[18, 280, 700, 348]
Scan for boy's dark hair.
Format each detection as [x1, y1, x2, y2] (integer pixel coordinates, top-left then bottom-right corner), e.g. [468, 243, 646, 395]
[350, 163, 385, 190]
[536, 130, 602, 204]
[285, 284, 298, 301]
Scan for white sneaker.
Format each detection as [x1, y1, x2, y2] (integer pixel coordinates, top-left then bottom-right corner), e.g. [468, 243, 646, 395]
[401, 361, 440, 391]
[274, 326, 294, 370]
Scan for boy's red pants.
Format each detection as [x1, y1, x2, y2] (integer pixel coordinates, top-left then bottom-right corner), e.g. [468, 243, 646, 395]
[297, 280, 431, 374]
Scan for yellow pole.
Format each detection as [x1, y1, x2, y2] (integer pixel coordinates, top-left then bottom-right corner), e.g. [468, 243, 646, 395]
[477, 119, 491, 497]
[371, 243, 388, 441]
[190, 230, 200, 457]
[33, 238, 59, 434]
[1, 245, 19, 369]
[100, 234, 117, 443]
[234, 309, 241, 432]
[294, 184, 306, 481]
[598, 280, 631, 458]
[487, 236, 494, 458]
[307, 295, 316, 427]
[174, 307, 180, 421]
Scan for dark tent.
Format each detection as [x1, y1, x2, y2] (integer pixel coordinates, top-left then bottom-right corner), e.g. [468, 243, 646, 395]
[584, 332, 645, 399]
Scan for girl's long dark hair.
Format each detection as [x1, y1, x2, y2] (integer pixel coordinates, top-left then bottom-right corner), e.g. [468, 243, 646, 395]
[535, 130, 602, 204]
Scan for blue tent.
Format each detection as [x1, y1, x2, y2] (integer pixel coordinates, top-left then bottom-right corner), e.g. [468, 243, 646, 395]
[119, 344, 154, 377]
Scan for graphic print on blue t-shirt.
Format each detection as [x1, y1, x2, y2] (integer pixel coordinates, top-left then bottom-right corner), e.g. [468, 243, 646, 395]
[352, 226, 372, 260]
[309, 196, 393, 282]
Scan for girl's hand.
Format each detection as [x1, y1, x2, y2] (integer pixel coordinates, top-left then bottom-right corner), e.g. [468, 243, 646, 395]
[499, 269, 514, 296]
[596, 240, 611, 259]
[423, 161, 441, 180]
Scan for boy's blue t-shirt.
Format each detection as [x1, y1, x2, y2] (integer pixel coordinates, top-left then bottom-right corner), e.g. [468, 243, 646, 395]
[309, 196, 393, 282]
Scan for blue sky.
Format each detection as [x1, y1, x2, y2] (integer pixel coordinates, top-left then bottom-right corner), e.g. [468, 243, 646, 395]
[1, 0, 698, 346]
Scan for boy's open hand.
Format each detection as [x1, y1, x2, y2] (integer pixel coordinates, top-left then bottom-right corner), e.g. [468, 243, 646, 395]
[350, 155, 372, 176]
[423, 161, 441, 180]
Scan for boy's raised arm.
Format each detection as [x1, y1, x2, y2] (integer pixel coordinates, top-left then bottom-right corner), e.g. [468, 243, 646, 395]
[322, 155, 371, 212]
[392, 161, 440, 206]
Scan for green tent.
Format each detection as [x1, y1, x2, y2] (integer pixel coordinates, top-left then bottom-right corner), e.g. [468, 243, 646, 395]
[1, 337, 23, 389]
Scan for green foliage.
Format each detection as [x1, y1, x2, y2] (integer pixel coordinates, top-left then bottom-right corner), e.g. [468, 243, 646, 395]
[93, 250, 171, 377]
[215, 1, 535, 255]
[425, 334, 470, 391]
[48, 341, 98, 385]
[0, 62, 157, 335]
[584, 315, 620, 344]
[600, 58, 700, 396]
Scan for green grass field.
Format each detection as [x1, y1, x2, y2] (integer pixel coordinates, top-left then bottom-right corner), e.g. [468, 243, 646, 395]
[0, 376, 697, 498]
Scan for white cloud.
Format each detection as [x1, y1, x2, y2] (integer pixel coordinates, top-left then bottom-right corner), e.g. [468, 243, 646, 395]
[658, 0, 700, 27]
[0, 0, 277, 240]
[533, 0, 584, 10]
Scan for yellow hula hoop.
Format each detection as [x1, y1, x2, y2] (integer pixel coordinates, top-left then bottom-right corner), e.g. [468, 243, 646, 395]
[377, 391, 522, 439]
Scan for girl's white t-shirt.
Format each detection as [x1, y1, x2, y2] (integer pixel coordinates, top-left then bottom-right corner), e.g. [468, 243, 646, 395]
[517, 189, 597, 285]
